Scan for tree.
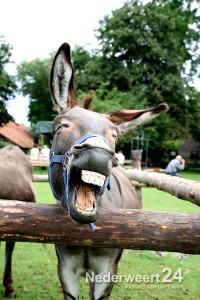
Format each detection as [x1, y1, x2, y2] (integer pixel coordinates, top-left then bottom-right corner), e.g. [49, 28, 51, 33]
[17, 0, 199, 157]
[93, 0, 200, 148]
[187, 88, 200, 143]
[0, 36, 17, 125]
[17, 56, 56, 125]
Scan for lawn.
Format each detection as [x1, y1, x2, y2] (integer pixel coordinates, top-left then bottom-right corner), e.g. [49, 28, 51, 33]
[0, 170, 199, 299]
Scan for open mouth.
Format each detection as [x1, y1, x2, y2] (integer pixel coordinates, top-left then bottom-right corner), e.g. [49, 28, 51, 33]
[74, 170, 105, 215]
[68, 169, 106, 223]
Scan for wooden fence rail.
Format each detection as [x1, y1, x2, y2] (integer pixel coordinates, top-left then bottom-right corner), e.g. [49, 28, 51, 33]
[0, 200, 200, 254]
[33, 171, 200, 205]
[33, 174, 48, 182]
[126, 170, 200, 206]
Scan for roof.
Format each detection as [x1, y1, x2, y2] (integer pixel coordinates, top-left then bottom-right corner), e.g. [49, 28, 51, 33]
[0, 122, 34, 148]
[35, 121, 53, 135]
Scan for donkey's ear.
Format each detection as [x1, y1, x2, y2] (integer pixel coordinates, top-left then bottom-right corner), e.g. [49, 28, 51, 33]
[50, 43, 77, 113]
[106, 103, 169, 132]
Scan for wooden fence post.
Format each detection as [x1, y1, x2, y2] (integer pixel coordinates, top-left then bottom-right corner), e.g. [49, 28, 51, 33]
[132, 149, 143, 206]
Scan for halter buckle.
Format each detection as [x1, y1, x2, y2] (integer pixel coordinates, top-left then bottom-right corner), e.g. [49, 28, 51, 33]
[63, 152, 70, 167]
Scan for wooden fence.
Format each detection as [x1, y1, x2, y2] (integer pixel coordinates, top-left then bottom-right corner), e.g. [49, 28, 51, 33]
[0, 169, 200, 254]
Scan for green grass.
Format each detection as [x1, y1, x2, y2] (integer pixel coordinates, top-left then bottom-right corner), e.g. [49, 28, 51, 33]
[0, 171, 200, 299]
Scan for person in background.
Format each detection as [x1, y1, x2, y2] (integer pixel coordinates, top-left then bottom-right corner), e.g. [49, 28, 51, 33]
[165, 155, 185, 177]
[40, 145, 50, 162]
[115, 150, 125, 166]
[29, 144, 39, 161]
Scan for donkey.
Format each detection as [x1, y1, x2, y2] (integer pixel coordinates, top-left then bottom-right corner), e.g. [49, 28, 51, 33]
[0, 145, 36, 298]
[49, 43, 168, 300]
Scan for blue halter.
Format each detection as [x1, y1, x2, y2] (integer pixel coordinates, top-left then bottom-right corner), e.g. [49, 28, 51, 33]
[48, 133, 111, 231]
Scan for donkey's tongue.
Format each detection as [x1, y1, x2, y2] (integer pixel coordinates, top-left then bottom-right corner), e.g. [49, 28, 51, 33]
[76, 182, 94, 210]
[73, 170, 105, 215]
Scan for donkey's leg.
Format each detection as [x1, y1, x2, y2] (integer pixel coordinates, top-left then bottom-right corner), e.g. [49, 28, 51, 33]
[3, 241, 16, 298]
[90, 273, 115, 300]
[89, 248, 123, 300]
[55, 245, 83, 300]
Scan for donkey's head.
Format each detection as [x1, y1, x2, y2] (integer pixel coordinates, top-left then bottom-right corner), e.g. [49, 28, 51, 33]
[49, 43, 168, 225]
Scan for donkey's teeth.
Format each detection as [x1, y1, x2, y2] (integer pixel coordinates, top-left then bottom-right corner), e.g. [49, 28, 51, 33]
[101, 178, 105, 186]
[89, 175, 95, 185]
[81, 170, 105, 187]
[75, 202, 96, 215]
[82, 174, 89, 183]
[95, 177, 101, 186]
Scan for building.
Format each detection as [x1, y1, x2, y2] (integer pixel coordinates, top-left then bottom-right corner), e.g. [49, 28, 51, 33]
[0, 122, 34, 149]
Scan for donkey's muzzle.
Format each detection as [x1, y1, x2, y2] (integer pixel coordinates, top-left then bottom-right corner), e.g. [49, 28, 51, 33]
[66, 138, 118, 225]
[71, 143, 118, 176]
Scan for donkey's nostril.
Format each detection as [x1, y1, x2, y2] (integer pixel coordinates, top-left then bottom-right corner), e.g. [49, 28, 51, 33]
[72, 144, 87, 155]
[73, 145, 86, 150]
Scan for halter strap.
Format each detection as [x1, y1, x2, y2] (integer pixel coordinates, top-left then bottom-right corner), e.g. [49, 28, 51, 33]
[48, 133, 111, 231]
[49, 133, 108, 165]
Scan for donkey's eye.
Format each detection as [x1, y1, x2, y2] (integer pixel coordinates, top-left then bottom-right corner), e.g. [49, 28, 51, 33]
[56, 124, 70, 132]
[112, 132, 118, 138]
